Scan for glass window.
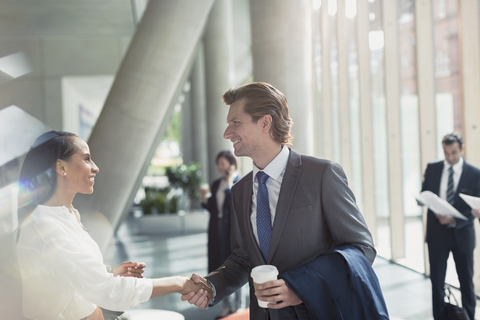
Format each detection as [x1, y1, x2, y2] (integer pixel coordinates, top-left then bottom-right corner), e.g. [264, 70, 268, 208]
[433, 0, 457, 158]
[346, 0, 364, 210]
[397, 0, 424, 273]
[329, 0, 341, 164]
[433, 0, 460, 288]
[369, 0, 391, 259]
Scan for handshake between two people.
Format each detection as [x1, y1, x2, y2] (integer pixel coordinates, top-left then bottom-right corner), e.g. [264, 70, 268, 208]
[180, 273, 303, 310]
[110, 261, 214, 301]
[115, 262, 301, 309]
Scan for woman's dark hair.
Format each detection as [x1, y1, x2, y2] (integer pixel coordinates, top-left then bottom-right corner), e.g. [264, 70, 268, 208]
[216, 150, 237, 169]
[17, 130, 78, 223]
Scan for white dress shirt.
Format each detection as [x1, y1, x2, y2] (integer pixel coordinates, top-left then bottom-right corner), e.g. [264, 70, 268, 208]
[439, 157, 463, 201]
[251, 145, 290, 245]
[17, 205, 153, 320]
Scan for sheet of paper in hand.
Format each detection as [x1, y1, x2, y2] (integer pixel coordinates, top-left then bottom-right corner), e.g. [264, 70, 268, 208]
[459, 193, 480, 210]
[416, 191, 467, 220]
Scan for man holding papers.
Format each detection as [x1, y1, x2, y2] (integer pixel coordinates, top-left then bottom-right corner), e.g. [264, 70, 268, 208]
[420, 133, 480, 320]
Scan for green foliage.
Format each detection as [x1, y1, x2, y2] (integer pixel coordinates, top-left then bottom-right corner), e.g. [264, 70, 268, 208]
[162, 107, 181, 143]
[139, 187, 179, 214]
[165, 163, 203, 204]
[146, 166, 166, 176]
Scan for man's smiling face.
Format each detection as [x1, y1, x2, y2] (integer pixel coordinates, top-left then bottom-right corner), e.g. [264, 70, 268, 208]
[223, 98, 263, 159]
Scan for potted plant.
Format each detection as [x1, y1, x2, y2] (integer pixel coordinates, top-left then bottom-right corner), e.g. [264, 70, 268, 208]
[165, 163, 203, 212]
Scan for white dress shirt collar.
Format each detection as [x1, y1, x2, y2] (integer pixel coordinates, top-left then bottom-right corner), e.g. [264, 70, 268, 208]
[253, 145, 290, 181]
[444, 156, 464, 173]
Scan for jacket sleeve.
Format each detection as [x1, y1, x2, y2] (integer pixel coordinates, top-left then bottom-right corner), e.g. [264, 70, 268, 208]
[205, 183, 251, 305]
[321, 161, 376, 264]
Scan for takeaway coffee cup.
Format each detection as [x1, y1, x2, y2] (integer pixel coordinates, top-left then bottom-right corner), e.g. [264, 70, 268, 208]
[250, 265, 279, 308]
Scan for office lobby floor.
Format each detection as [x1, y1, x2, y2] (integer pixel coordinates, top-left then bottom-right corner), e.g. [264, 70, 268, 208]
[103, 214, 478, 320]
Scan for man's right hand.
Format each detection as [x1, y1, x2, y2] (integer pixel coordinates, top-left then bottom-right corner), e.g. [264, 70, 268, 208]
[180, 273, 212, 310]
[472, 209, 480, 217]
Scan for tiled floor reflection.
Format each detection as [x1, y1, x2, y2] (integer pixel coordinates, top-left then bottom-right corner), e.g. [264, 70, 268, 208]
[104, 214, 478, 320]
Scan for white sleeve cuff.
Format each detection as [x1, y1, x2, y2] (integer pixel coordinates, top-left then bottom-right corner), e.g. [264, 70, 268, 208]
[131, 278, 153, 307]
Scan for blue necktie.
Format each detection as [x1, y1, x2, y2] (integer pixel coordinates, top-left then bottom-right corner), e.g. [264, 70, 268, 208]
[446, 166, 455, 205]
[256, 171, 271, 261]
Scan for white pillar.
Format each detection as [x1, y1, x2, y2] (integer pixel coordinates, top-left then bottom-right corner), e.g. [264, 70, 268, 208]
[74, 0, 215, 252]
[190, 44, 210, 181]
[249, 0, 314, 155]
[181, 90, 193, 165]
[204, 0, 235, 182]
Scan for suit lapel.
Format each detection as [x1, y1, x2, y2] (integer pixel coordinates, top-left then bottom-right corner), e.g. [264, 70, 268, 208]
[432, 162, 443, 195]
[267, 149, 302, 263]
[457, 160, 470, 195]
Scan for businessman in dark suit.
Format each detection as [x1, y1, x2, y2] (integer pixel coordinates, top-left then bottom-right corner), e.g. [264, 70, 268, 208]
[182, 82, 375, 319]
[421, 132, 480, 320]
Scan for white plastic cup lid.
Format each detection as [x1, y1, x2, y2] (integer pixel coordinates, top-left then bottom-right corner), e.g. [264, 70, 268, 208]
[251, 265, 279, 283]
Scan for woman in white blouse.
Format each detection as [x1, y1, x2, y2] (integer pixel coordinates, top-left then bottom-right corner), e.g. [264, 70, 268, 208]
[16, 131, 212, 320]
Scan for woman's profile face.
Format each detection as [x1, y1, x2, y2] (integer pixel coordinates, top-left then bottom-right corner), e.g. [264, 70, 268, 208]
[63, 137, 99, 194]
[216, 156, 234, 179]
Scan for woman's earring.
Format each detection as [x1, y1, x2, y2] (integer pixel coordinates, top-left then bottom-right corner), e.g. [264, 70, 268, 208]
[63, 172, 66, 176]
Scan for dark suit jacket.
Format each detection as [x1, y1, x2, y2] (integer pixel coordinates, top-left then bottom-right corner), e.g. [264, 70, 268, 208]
[206, 148, 375, 320]
[422, 159, 480, 254]
[279, 245, 389, 320]
[203, 175, 240, 272]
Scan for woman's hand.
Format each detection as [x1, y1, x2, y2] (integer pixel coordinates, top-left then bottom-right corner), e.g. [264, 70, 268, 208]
[179, 274, 214, 301]
[198, 184, 211, 203]
[112, 261, 146, 278]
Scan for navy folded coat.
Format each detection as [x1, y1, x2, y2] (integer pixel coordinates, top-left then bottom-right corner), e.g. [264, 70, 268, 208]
[279, 245, 389, 320]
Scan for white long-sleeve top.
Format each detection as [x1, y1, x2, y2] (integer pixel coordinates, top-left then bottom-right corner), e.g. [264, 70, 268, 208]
[16, 205, 153, 320]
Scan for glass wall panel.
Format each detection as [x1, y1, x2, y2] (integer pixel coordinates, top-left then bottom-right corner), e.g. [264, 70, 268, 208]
[369, 0, 391, 259]
[397, 0, 424, 273]
[346, 0, 363, 211]
[432, 0, 460, 288]
[433, 0, 457, 158]
[329, 0, 341, 163]
[313, 2, 323, 157]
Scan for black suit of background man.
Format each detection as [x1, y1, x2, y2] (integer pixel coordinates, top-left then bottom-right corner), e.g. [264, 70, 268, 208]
[421, 133, 480, 320]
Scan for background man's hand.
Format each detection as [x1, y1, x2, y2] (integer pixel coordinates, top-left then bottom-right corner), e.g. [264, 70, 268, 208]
[472, 209, 480, 218]
[180, 273, 212, 310]
[435, 214, 454, 225]
[255, 279, 302, 309]
[112, 261, 146, 278]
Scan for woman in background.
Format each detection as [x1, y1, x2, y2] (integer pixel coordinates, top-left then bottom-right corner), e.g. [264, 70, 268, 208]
[199, 150, 242, 319]
[16, 131, 212, 320]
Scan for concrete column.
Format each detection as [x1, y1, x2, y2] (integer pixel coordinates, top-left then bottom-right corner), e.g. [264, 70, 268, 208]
[74, 0, 215, 253]
[204, 0, 235, 183]
[249, 0, 314, 155]
[181, 89, 193, 165]
[190, 45, 210, 181]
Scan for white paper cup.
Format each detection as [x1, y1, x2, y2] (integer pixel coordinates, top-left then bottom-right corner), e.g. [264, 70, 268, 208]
[250, 265, 279, 308]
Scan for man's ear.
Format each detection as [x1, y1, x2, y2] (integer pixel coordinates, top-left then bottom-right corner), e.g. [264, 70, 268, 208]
[261, 115, 272, 131]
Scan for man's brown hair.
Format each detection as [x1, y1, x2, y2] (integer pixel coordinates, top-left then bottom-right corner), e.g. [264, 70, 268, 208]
[222, 82, 293, 146]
